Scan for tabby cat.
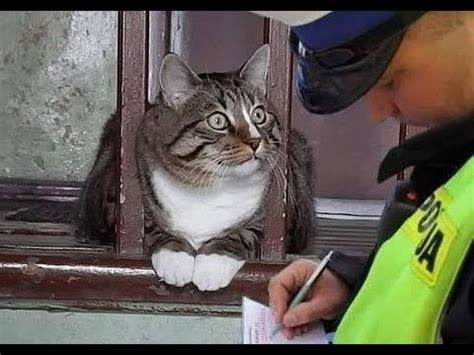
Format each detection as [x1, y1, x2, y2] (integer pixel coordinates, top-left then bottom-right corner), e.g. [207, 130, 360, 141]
[9, 45, 317, 291]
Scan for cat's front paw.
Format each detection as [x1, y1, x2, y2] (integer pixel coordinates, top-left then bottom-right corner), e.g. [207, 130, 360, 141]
[192, 254, 245, 291]
[151, 249, 195, 287]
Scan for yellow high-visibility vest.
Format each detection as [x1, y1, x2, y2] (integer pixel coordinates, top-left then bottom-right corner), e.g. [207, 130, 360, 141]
[334, 156, 474, 344]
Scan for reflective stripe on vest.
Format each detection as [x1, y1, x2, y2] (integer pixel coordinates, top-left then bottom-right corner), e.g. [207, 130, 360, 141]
[334, 156, 474, 344]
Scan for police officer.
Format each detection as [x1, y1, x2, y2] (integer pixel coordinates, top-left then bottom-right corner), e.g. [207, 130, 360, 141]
[250, 11, 474, 344]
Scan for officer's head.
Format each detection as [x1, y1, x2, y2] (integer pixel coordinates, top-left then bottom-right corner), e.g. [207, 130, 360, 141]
[285, 11, 474, 127]
[364, 11, 474, 127]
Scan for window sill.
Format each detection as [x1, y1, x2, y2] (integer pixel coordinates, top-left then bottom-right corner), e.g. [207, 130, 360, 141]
[0, 252, 288, 312]
[0, 179, 383, 313]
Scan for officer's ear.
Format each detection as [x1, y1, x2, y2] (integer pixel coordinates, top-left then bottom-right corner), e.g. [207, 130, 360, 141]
[239, 44, 270, 96]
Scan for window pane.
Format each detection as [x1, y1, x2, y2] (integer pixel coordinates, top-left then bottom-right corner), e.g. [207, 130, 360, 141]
[291, 90, 399, 200]
[169, 11, 264, 72]
[0, 11, 117, 252]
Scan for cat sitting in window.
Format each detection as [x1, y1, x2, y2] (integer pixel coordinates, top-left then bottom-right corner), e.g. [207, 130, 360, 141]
[8, 45, 317, 291]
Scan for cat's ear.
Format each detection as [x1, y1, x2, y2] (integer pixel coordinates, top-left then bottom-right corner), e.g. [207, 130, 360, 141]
[159, 53, 202, 108]
[238, 44, 270, 96]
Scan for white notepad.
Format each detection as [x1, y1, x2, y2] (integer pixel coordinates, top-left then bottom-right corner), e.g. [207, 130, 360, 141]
[241, 296, 329, 344]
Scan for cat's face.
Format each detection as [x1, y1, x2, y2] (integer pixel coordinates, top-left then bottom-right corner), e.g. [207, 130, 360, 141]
[158, 45, 282, 185]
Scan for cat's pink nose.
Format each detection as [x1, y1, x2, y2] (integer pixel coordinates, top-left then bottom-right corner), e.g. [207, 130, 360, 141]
[248, 138, 261, 152]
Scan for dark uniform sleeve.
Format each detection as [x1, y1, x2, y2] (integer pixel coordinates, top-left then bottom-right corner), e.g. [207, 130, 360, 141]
[317, 250, 371, 333]
[320, 243, 474, 344]
[319, 181, 418, 293]
[324, 251, 369, 292]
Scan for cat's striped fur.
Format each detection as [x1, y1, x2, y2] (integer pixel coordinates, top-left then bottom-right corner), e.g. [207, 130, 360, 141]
[8, 45, 317, 291]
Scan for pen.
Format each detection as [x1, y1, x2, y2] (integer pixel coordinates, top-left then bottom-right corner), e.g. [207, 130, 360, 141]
[270, 250, 334, 339]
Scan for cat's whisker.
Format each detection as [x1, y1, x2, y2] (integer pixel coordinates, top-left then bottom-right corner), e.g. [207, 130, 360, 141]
[184, 152, 229, 186]
[194, 160, 216, 191]
[273, 158, 297, 211]
[196, 156, 224, 192]
[189, 156, 219, 187]
[205, 157, 224, 181]
[175, 159, 205, 180]
[204, 161, 227, 192]
[207, 161, 227, 190]
[267, 148, 287, 164]
[265, 156, 285, 216]
[179, 160, 214, 186]
[268, 157, 284, 195]
[267, 154, 297, 215]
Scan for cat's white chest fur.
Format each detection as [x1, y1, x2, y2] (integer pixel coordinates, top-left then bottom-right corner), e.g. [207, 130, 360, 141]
[151, 166, 268, 250]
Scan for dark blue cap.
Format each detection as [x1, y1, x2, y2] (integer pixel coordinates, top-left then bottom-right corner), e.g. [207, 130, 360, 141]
[290, 11, 427, 115]
[292, 11, 398, 51]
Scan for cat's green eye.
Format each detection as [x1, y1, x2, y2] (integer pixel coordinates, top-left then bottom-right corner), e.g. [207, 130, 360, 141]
[251, 106, 267, 125]
[207, 112, 229, 131]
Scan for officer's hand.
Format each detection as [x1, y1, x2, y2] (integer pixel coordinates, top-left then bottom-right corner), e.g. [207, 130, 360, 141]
[268, 259, 350, 338]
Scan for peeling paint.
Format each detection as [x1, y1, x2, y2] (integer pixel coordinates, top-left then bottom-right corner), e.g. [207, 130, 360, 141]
[66, 276, 80, 283]
[21, 258, 46, 283]
[148, 284, 172, 297]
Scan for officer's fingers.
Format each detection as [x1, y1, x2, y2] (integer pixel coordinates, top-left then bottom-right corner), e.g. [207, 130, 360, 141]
[282, 297, 333, 328]
[281, 324, 310, 340]
[282, 328, 294, 339]
[268, 277, 290, 323]
[294, 327, 303, 337]
[301, 324, 311, 334]
[268, 260, 317, 322]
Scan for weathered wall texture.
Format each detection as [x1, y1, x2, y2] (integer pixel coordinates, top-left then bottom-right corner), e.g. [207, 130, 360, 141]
[0, 11, 117, 181]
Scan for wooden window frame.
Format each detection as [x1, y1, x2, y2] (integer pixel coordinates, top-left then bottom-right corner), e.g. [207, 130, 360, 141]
[0, 11, 412, 312]
[0, 11, 294, 311]
[114, 13, 293, 260]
